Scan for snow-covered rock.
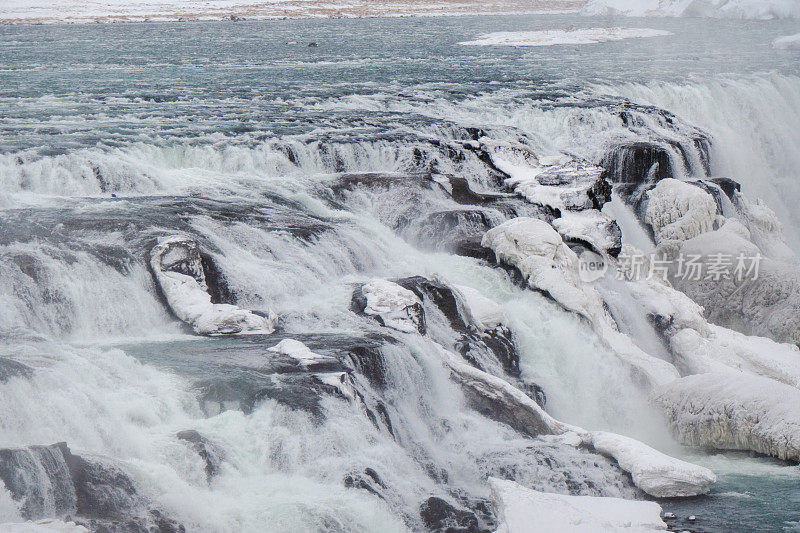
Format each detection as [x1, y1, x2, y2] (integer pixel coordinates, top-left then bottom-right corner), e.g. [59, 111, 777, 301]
[268, 339, 337, 369]
[450, 284, 507, 332]
[582, 0, 800, 19]
[644, 178, 720, 245]
[653, 373, 800, 462]
[552, 210, 623, 256]
[485, 143, 610, 212]
[0, 519, 88, 532]
[360, 279, 425, 334]
[773, 33, 800, 50]
[459, 28, 672, 47]
[150, 236, 276, 335]
[489, 478, 668, 532]
[482, 218, 680, 389]
[589, 431, 716, 497]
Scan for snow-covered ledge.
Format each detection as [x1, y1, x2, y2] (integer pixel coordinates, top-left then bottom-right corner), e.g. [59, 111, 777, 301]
[359, 279, 425, 334]
[589, 431, 716, 498]
[489, 478, 668, 532]
[150, 236, 276, 335]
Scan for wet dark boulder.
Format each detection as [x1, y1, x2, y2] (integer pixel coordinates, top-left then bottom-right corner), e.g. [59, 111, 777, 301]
[602, 142, 674, 184]
[176, 430, 224, 481]
[0, 443, 76, 519]
[0, 357, 33, 382]
[343, 467, 388, 499]
[419, 496, 488, 533]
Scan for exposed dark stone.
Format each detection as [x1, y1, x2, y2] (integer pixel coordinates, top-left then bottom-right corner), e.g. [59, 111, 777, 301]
[200, 253, 234, 305]
[709, 177, 741, 200]
[176, 430, 224, 481]
[602, 142, 673, 184]
[0, 357, 33, 382]
[523, 381, 547, 408]
[419, 496, 486, 533]
[454, 238, 496, 262]
[0, 443, 75, 519]
[344, 467, 388, 499]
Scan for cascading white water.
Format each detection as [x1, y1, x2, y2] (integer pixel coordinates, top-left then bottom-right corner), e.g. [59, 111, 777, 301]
[599, 73, 800, 249]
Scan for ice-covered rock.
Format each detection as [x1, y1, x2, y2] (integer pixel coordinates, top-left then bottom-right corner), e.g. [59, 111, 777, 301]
[482, 218, 680, 388]
[489, 478, 668, 532]
[773, 33, 800, 50]
[653, 373, 800, 462]
[150, 236, 276, 335]
[268, 339, 337, 369]
[644, 178, 720, 245]
[589, 431, 716, 497]
[358, 279, 425, 334]
[0, 520, 88, 533]
[485, 143, 611, 212]
[552, 210, 623, 257]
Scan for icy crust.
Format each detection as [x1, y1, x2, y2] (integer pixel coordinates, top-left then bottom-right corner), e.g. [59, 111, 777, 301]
[489, 478, 667, 533]
[361, 279, 425, 334]
[459, 28, 672, 47]
[644, 178, 720, 245]
[481, 218, 680, 389]
[150, 236, 276, 335]
[0, 520, 88, 532]
[581, 0, 800, 19]
[486, 143, 610, 212]
[589, 431, 716, 497]
[773, 33, 800, 50]
[653, 373, 800, 462]
[450, 284, 507, 331]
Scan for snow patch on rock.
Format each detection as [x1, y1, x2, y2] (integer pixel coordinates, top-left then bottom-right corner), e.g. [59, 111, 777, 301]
[268, 339, 337, 368]
[489, 477, 668, 532]
[361, 279, 425, 334]
[150, 236, 276, 335]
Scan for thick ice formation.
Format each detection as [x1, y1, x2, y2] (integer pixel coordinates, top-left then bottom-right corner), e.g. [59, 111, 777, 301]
[589, 431, 716, 497]
[581, 0, 800, 19]
[670, 325, 800, 388]
[360, 279, 425, 333]
[459, 28, 672, 47]
[489, 478, 668, 532]
[450, 284, 507, 331]
[150, 236, 276, 335]
[644, 178, 720, 245]
[773, 33, 800, 50]
[0, 520, 88, 532]
[268, 339, 337, 368]
[654, 373, 800, 462]
[482, 218, 680, 388]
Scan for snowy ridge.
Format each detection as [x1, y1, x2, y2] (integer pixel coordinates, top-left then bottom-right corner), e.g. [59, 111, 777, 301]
[581, 0, 800, 19]
[459, 27, 672, 47]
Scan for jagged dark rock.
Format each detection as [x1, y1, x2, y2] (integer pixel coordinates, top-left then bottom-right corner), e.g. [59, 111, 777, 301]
[176, 430, 224, 481]
[419, 496, 487, 533]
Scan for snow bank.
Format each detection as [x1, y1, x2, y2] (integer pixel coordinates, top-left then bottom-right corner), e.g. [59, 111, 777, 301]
[589, 431, 716, 497]
[268, 339, 337, 368]
[150, 236, 276, 335]
[459, 27, 671, 47]
[482, 218, 680, 388]
[361, 279, 425, 334]
[489, 478, 668, 532]
[581, 0, 800, 19]
[645, 179, 720, 245]
[773, 33, 800, 50]
[653, 373, 800, 462]
[0, 520, 88, 533]
[552, 210, 622, 256]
